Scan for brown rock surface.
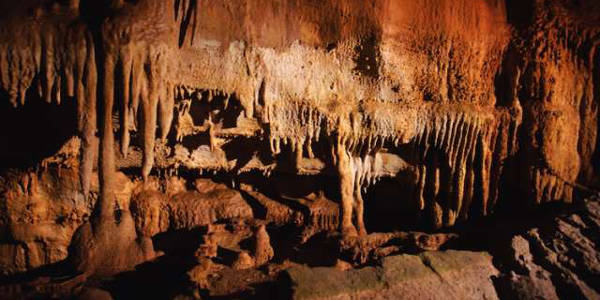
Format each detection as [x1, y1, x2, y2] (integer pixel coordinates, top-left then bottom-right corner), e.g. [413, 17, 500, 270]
[495, 199, 600, 299]
[253, 224, 274, 267]
[283, 250, 499, 300]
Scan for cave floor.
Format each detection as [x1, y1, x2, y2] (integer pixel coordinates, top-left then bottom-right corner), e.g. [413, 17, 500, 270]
[0, 195, 598, 300]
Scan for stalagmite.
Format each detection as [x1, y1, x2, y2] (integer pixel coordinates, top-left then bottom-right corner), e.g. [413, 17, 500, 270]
[253, 225, 274, 266]
[336, 138, 358, 237]
[353, 179, 366, 236]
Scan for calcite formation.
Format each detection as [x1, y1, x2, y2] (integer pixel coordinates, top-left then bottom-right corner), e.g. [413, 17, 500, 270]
[0, 0, 599, 297]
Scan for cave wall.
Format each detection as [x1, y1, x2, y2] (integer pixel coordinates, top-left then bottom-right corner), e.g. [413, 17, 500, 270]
[0, 0, 598, 275]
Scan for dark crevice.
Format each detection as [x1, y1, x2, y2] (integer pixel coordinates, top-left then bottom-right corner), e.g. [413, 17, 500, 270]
[592, 45, 600, 187]
[353, 34, 380, 79]
[0, 89, 77, 172]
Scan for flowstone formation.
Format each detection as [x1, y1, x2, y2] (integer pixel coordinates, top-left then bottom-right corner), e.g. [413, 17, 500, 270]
[0, 0, 599, 299]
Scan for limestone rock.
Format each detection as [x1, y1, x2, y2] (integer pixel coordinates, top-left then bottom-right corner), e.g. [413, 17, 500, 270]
[77, 288, 113, 300]
[231, 251, 255, 270]
[283, 250, 499, 300]
[253, 224, 274, 266]
[496, 199, 600, 300]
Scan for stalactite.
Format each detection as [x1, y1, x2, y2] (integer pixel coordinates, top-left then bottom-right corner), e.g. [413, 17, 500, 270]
[158, 82, 175, 140]
[403, 108, 514, 228]
[141, 53, 160, 181]
[175, 0, 199, 47]
[130, 51, 143, 132]
[451, 116, 471, 219]
[416, 164, 427, 210]
[119, 45, 133, 157]
[477, 132, 492, 217]
[460, 124, 479, 221]
[41, 29, 56, 104]
[79, 35, 98, 197]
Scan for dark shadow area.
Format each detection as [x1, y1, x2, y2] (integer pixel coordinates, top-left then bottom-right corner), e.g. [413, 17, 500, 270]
[505, 0, 535, 28]
[153, 227, 206, 257]
[363, 176, 420, 233]
[267, 225, 338, 267]
[592, 45, 600, 187]
[446, 201, 576, 252]
[0, 91, 77, 172]
[353, 34, 380, 79]
[102, 255, 195, 300]
[0, 259, 77, 286]
[93, 228, 208, 299]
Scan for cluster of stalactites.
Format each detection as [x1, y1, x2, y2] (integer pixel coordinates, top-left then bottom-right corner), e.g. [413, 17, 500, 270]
[107, 43, 176, 177]
[261, 94, 523, 228]
[0, 20, 98, 197]
[265, 100, 417, 169]
[361, 107, 518, 228]
[264, 99, 521, 228]
[408, 109, 520, 227]
[266, 100, 327, 160]
[172, 86, 244, 162]
[0, 13, 182, 208]
[0, 0, 199, 201]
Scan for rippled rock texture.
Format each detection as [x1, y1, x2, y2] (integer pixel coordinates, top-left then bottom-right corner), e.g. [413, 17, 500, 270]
[0, 0, 598, 299]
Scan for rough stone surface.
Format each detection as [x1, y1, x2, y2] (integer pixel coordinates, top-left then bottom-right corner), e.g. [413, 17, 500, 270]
[284, 250, 499, 300]
[253, 224, 274, 267]
[495, 199, 600, 299]
[77, 288, 114, 300]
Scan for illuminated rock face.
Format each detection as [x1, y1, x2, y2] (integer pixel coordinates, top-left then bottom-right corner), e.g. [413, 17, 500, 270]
[0, 0, 598, 282]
